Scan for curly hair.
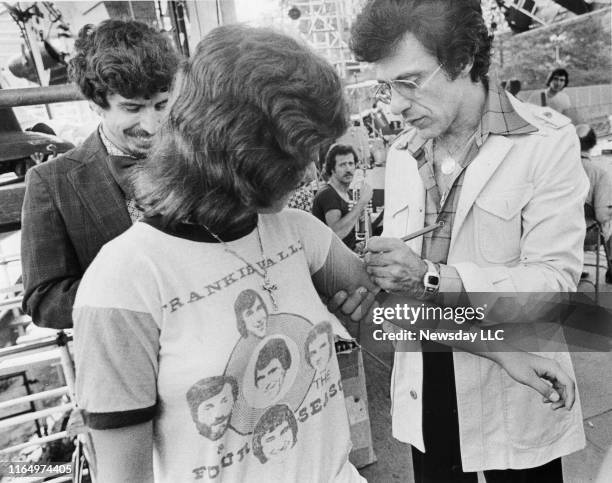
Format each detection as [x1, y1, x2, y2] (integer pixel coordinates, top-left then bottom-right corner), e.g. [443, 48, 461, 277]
[68, 19, 180, 108]
[134, 25, 348, 232]
[350, 0, 492, 84]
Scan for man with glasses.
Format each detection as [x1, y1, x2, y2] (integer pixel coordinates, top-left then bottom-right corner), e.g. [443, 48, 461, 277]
[528, 68, 572, 117]
[351, 1, 587, 482]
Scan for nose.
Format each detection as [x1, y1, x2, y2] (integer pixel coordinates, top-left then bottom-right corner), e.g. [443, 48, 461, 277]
[139, 108, 163, 135]
[389, 93, 412, 117]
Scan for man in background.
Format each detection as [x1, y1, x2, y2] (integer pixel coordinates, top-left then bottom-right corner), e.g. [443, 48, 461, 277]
[21, 19, 181, 329]
[312, 144, 373, 251]
[528, 68, 572, 117]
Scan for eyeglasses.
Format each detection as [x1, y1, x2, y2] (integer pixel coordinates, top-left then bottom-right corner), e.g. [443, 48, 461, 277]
[375, 64, 444, 104]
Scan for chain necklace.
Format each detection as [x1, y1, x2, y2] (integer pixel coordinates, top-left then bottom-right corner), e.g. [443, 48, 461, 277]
[202, 221, 278, 311]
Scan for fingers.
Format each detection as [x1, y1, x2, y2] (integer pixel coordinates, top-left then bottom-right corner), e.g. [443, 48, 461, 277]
[537, 363, 576, 410]
[526, 372, 561, 403]
[327, 290, 348, 314]
[366, 236, 408, 254]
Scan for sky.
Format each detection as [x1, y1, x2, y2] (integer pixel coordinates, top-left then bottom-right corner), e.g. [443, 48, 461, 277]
[235, 0, 281, 23]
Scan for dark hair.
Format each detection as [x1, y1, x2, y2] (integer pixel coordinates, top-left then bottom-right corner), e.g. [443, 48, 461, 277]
[578, 125, 596, 152]
[186, 375, 238, 421]
[324, 144, 358, 177]
[135, 25, 347, 232]
[68, 19, 180, 108]
[350, 0, 492, 84]
[234, 289, 267, 338]
[255, 338, 292, 387]
[506, 79, 522, 96]
[304, 322, 333, 369]
[547, 68, 569, 87]
[252, 404, 298, 464]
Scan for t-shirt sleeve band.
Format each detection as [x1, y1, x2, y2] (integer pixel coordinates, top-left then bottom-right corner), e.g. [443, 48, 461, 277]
[84, 404, 157, 430]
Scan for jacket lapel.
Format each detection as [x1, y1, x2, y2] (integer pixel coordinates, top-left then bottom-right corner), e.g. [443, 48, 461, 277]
[450, 135, 513, 253]
[67, 132, 132, 240]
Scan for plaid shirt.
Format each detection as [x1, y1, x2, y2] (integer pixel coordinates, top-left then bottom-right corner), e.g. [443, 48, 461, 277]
[99, 127, 143, 223]
[416, 81, 537, 292]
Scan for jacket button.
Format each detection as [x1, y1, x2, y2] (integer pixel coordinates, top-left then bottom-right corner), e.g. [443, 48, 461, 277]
[410, 390, 418, 400]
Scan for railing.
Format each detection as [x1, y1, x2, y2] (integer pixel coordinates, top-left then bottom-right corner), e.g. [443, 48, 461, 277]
[0, 331, 91, 482]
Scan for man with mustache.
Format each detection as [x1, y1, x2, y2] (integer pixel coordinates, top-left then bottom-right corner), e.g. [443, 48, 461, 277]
[21, 19, 180, 329]
[186, 376, 238, 441]
[312, 144, 373, 251]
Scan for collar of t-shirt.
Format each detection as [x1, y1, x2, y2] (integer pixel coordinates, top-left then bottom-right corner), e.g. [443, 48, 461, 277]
[142, 214, 258, 243]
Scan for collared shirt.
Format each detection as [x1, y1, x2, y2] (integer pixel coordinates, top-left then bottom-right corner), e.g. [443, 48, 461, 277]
[98, 127, 143, 223]
[417, 80, 537, 293]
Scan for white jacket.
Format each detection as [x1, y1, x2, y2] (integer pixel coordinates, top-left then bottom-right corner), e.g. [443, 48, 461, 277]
[382, 96, 588, 471]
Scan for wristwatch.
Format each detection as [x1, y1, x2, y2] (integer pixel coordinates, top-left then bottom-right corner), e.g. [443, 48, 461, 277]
[422, 259, 440, 295]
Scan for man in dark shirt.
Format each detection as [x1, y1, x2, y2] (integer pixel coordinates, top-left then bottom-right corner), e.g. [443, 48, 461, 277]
[312, 144, 373, 250]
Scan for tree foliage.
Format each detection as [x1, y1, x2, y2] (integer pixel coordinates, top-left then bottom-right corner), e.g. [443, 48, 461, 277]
[491, 9, 611, 89]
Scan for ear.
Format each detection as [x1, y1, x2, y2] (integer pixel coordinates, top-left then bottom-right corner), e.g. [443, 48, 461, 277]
[88, 100, 103, 117]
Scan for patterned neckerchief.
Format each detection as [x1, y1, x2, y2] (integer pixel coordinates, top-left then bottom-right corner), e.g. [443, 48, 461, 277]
[418, 79, 538, 264]
[98, 126, 143, 223]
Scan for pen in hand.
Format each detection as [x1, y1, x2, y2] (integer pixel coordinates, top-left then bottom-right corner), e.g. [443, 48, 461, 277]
[400, 221, 444, 242]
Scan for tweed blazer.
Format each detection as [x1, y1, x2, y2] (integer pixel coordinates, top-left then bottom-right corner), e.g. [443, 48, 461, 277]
[21, 131, 132, 329]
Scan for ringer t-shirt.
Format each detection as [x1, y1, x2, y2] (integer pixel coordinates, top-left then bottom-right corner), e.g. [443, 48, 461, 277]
[73, 209, 364, 483]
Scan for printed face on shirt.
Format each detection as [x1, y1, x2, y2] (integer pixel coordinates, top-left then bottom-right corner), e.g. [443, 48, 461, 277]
[96, 91, 169, 158]
[255, 358, 286, 399]
[242, 299, 268, 338]
[307, 332, 332, 373]
[260, 420, 295, 461]
[253, 404, 298, 464]
[195, 382, 235, 441]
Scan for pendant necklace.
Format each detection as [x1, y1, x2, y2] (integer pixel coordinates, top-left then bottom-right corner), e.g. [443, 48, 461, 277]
[202, 220, 279, 311]
[434, 130, 478, 205]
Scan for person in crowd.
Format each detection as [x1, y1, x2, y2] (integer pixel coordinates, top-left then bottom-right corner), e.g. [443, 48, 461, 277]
[73, 25, 378, 483]
[351, 1, 587, 481]
[287, 162, 317, 212]
[312, 144, 373, 251]
[20, 19, 181, 329]
[576, 124, 612, 282]
[578, 124, 612, 226]
[528, 67, 572, 117]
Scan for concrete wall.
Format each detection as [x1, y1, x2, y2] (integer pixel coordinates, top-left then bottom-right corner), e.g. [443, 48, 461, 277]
[522, 84, 612, 135]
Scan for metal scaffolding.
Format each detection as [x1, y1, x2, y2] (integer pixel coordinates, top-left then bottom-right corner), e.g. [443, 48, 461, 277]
[280, 0, 366, 78]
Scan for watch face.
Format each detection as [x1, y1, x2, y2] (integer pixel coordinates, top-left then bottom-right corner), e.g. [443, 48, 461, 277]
[427, 275, 440, 286]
